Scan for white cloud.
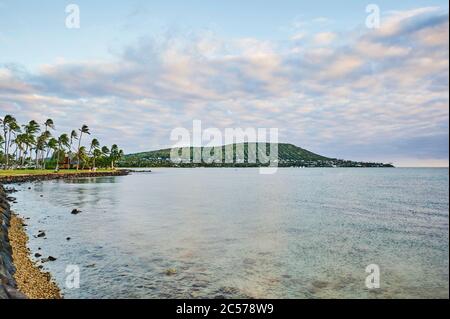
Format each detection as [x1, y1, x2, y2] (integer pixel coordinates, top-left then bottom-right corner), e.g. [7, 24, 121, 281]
[313, 32, 336, 45]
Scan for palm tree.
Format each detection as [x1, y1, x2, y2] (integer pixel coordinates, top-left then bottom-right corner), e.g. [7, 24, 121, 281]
[101, 146, 110, 169]
[92, 148, 102, 170]
[101, 146, 110, 155]
[85, 138, 100, 169]
[23, 120, 40, 166]
[0, 135, 4, 166]
[76, 146, 88, 169]
[89, 138, 100, 155]
[76, 125, 90, 170]
[118, 149, 124, 167]
[8, 121, 21, 168]
[25, 120, 40, 136]
[2, 115, 18, 169]
[15, 133, 27, 167]
[55, 134, 69, 171]
[46, 138, 58, 168]
[44, 119, 55, 131]
[42, 119, 55, 169]
[2, 115, 13, 162]
[69, 130, 78, 168]
[109, 144, 123, 169]
[35, 133, 46, 168]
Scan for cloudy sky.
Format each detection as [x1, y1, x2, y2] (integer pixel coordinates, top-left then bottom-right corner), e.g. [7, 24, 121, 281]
[0, 0, 448, 166]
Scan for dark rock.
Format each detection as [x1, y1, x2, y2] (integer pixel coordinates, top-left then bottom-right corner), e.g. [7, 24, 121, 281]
[42, 256, 57, 263]
[0, 284, 9, 299]
[37, 231, 46, 238]
[4, 285, 27, 299]
[5, 188, 17, 194]
[71, 209, 81, 215]
[34, 253, 42, 258]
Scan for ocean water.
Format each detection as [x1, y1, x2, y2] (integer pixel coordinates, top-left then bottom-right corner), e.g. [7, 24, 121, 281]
[10, 168, 449, 299]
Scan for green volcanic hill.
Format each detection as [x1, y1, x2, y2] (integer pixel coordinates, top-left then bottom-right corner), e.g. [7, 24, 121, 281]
[118, 143, 393, 168]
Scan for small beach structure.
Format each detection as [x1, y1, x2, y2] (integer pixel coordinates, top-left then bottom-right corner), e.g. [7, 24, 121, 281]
[58, 155, 78, 169]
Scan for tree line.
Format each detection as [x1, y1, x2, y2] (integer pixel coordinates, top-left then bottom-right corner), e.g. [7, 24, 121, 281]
[0, 114, 124, 170]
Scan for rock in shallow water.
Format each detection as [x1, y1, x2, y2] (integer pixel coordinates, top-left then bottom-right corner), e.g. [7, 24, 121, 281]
[165, 268, 177, 276]
[71, 209, 81, 215]
[41, 256, 57, 263]
[36, 231, 46, 238]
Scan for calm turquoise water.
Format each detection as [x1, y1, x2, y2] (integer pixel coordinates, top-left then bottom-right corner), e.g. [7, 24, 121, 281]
[11, 168, 449, 299]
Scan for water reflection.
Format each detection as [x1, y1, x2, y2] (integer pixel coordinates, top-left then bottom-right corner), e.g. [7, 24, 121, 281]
[61, 177, 118, 184]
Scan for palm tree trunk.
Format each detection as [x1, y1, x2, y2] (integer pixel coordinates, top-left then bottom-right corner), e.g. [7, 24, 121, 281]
[44, 148, 51, 170]
[55, 146, 60, 171]
[3, 131, 6, 159]
[77, 133, 83, 170]
[22, 146, 27, 166]
[2, 129, 8, 169]
[12, 145, 18, 169]
[68, 142, 72, 168]
[35, 149, 39, 168]
[6, 129, 11, 169]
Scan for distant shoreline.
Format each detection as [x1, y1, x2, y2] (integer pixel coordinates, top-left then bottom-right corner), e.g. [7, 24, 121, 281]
[0, 170, 129, 185]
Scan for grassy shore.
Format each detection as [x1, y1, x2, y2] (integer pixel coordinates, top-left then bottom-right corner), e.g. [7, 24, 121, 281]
[0, 169, 117, 177]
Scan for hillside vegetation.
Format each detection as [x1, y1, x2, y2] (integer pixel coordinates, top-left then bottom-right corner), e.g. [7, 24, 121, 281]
[118, 143, 393, 168]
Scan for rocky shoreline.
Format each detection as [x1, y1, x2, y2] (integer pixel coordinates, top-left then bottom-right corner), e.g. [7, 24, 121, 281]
[0, 185, 27, 298]
[0, 170, 130, 299]
[9, 213, 61, 299]
[0, 170, 129, 184]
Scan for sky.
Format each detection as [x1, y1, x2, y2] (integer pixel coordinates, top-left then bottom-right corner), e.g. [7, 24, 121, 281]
[0, 0, 449, 167]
